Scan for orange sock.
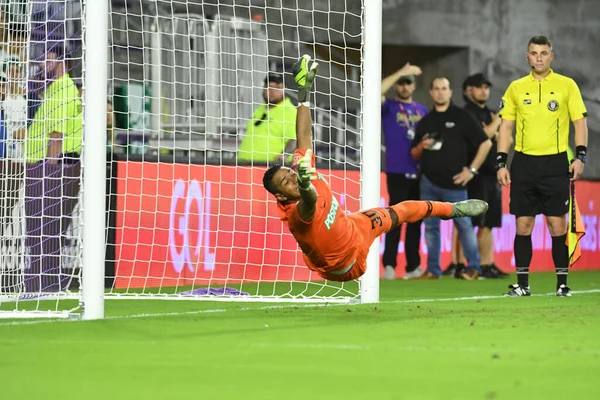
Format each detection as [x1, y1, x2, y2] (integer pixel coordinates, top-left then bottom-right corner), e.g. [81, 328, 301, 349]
[390, 200, 453, 223]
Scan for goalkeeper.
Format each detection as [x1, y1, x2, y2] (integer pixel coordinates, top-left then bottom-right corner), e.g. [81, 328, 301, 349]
[262, 55, 489, 281]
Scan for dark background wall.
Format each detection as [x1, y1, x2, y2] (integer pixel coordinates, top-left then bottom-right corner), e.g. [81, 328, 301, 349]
[118, 0, 600, 177]
[378, 0, 600, 178]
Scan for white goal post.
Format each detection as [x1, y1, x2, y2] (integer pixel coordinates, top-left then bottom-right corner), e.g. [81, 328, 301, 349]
[0, 0, 382, 319]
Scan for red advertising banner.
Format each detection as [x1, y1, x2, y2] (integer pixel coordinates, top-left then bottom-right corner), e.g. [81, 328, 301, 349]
[115, 162, 600, 288]
[114, 162, 362, 288]
[381, 178, 600, 278]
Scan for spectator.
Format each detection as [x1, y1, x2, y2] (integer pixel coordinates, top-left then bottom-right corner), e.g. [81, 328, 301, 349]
[380, 63, 427, 280]
[497, 36, 588, 297]
[445, 73, 508, 279]
[21, 44, 83, 292]
[26, 46, 82, 164]
[238, 72, 296, 165]
[463, 73, 507, 278]
[411, 77, 492, 280]
[0, 55, 27, 160]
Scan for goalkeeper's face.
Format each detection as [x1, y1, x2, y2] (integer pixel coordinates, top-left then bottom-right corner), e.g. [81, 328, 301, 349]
[271, 167, 301, 201]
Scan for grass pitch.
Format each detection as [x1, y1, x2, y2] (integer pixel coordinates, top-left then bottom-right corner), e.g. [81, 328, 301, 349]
[1, 271, 600, 400]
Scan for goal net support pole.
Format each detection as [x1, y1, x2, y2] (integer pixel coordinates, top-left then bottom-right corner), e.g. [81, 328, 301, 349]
[360, 0, 382, 304]
[81, 0, 108, 320]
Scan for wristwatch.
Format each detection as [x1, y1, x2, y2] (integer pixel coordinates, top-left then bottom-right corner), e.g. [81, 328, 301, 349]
[469, 167, 479, 176]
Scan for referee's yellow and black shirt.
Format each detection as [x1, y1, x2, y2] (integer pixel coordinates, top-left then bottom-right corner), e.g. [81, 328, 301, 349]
[499, 69, 587, 156]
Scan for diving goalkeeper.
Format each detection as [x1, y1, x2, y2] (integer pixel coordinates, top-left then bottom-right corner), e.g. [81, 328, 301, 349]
[262, 55, 488, 282]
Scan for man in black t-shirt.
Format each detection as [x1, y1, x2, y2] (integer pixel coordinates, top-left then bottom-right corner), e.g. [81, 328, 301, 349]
[462, 73, 508, 279]
[411, 77, 492, 279]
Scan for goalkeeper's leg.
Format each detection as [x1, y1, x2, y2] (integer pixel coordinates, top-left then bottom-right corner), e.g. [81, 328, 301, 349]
[345, 201, 488, 251]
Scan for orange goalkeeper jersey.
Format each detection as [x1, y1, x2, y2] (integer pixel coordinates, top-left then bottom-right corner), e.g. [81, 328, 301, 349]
[277, 151, 360, 278]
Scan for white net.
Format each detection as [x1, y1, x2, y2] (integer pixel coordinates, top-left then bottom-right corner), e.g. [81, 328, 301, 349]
[0, 0, 84, 317]
[105, 0, 365, 303]
[0, 0, 368, 318]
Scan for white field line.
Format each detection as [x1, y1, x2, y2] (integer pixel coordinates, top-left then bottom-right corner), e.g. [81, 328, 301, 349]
[1, 289, 599, 327]
[247, 342, 600, 356]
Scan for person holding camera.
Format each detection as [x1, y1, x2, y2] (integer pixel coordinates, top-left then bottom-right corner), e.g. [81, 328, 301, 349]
[411, 77, 492, 279]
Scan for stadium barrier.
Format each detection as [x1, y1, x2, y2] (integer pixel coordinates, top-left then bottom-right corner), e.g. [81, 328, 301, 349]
[110, 161, 600, 288]
[4, 159, 598, 293]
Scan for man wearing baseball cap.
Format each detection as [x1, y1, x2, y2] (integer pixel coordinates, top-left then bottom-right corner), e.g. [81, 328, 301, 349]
[238, 72, 297, 165]
[460, 72, 507, 279]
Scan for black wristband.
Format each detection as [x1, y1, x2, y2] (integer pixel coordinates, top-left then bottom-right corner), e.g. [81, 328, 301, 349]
[495, 152, 508, 171]
[576, 146, 588, 163]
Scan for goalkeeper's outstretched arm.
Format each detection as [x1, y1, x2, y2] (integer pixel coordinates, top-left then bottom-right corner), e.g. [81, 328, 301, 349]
[296, 105, 313, 151]
[292, 55, 319, 221]
[292, 54, 318, 150]
[297, 149, 318, 220]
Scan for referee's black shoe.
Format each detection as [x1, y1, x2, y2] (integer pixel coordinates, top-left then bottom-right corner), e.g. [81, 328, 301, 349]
[556, 284, 572, 297]
[504, 283, 531, 297]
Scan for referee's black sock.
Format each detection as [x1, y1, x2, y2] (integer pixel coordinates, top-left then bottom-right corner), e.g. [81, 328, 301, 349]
[552, 234, 569, 288]
[514, 234, 532, 288]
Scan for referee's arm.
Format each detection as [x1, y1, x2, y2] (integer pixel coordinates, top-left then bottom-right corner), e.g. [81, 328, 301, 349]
[568, 78, 588, 180]
[570, 117, 588, 180]
[497, 119, 514, 156]
[573, 118, 588, 151]
[496, 119, 514, 187]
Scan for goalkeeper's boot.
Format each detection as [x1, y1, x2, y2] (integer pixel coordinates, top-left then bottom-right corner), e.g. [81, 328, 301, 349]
[447, 199, 488, 219]
[292, 54, 319, 103]
[556, 284, 572, 297]
[504, 283, 531, 297]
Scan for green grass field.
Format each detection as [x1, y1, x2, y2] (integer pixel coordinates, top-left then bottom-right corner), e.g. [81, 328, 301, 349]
[2, 271, 600, 400]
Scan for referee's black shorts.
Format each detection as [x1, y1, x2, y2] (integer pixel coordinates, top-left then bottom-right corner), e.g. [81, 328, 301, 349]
[509, 151, 570, 217]
[467, 173, 502, 228]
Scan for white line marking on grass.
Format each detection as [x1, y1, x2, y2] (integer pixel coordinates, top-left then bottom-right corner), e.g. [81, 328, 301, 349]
[390, 289, 600, 303]
[0, 304, 316, 327]
[250, 342, 491, 353]
[1, 289, 599, 327]
[248, 342, 600, 356]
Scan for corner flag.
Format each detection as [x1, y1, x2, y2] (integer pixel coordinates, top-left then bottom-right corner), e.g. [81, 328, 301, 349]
[566, 180, 585, 266]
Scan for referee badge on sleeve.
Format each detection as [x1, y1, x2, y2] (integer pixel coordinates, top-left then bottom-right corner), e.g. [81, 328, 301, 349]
[547, 100, 559, 111]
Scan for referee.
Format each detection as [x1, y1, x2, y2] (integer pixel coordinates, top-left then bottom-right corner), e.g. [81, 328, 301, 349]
[497, 36, 588, 297]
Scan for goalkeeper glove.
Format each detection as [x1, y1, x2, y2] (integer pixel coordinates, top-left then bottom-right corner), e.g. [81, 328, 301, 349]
[291, 54, 319, 103]
[297, 149, 316, 189]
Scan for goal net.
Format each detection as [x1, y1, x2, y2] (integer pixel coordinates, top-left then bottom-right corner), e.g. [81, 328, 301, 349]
[1, 0, 375, 318]
[106, 0, 365, 303]
[0, 0, 85, 318]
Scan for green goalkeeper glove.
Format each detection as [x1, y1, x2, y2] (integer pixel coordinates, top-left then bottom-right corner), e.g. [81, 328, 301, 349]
[291, 54, 319, 103]
[297, 149, 316, 189]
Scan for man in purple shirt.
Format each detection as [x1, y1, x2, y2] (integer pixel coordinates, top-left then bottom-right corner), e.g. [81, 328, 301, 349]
[380, 63, 428, 280]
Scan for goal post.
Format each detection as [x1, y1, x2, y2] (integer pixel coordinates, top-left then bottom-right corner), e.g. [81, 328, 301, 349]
[104, 0, 380, 305]
[360, 0, 383, 304]
[81, 0, 108, 320]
